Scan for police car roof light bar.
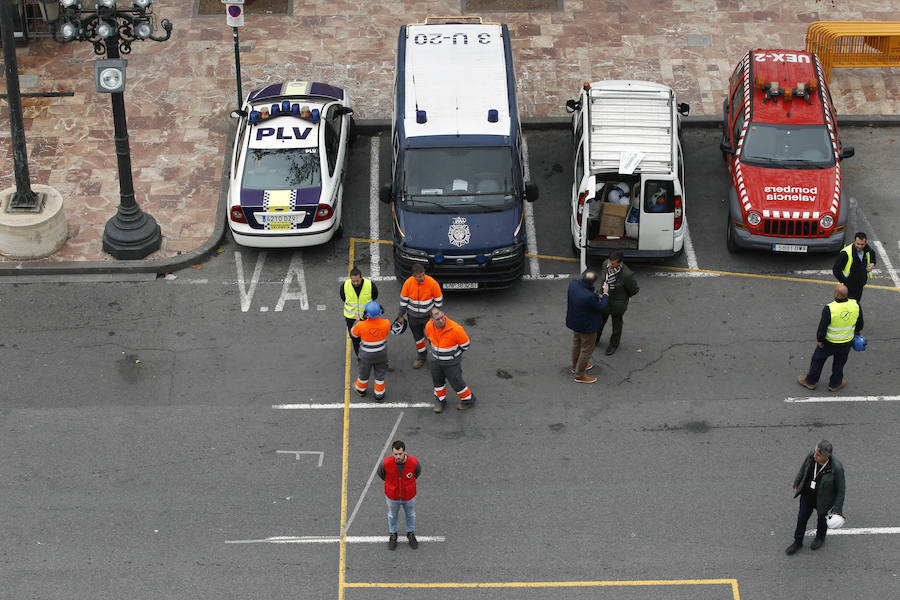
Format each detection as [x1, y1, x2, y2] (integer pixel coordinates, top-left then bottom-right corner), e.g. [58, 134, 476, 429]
[249, 110, 260, 124]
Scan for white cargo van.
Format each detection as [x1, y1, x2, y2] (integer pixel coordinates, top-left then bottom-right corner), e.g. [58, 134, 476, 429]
[565, 81, 690, 269]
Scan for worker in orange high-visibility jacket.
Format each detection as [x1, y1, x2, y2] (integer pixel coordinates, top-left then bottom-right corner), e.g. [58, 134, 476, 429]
[396, 264, 443, 369]
[424, 307, 475, 413]
[351, 302, 392, 402]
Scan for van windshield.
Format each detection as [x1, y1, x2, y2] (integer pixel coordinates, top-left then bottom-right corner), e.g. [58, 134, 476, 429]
[401, 147, 516, 211]
[741, 124, 835, 168]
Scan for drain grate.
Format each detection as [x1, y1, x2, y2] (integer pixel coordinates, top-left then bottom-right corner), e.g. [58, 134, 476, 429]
[196, 0, 292, 17]
[463, 0, 562, 12]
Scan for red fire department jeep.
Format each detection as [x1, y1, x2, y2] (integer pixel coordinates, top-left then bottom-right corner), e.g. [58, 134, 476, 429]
[721, 49, 854, 253]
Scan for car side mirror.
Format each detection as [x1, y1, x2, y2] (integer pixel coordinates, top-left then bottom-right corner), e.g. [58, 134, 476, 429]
[839, 146, 855, 160]
[338, 106, 354, 116]
[720, 140, 734, 155]
[678, 102, 690, 116]
[565, 99, 580, 114]
[525, 182, 539, 203]
[230, 110, 247, 118]
[379, 183, 393, 204]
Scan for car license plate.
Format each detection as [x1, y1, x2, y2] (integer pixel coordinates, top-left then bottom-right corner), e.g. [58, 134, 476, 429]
[443, 282, 479, 290]
[773, 244, 808, 253]
[259, 212, 306, 224]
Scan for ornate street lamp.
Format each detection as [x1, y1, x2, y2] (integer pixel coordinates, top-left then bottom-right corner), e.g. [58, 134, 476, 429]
[52, 0, 173, 259]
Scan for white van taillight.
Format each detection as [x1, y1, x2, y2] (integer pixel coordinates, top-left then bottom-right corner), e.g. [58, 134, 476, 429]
[576, 191, 588, 226]
[674, 195, 683, 230]
[230, 206, 247, 223]
[314, 204, 334, 222]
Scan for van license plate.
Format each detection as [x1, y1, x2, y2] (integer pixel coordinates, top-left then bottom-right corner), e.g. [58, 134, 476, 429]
[443, 282, 479, 290]
[773, 244, 808, 253]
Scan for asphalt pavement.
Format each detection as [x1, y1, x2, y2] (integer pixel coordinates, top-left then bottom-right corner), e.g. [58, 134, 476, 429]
[1, 128, 899, 600]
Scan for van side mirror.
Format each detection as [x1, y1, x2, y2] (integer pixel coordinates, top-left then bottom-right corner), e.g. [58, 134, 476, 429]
[720, 140, 734, 156]
[230, 110, 247, 118]
[338, 106, 354, 116]
[379, 183, 393, 204]
[565, 99, 580, 114]
[677, 102, 690, 116]
[839, 146, 855, 160]
[525, 182, 539, 203]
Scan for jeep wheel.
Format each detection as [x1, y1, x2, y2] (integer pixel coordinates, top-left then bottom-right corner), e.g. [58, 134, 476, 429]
[726, 212, 741, 253]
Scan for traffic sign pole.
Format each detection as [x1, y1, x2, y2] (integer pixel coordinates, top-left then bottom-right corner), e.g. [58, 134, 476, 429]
[223, 1, 245, 110]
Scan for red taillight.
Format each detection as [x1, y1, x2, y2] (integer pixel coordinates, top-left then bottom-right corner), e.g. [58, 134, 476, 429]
[674, 195, 683, 230]
[230, 206, 247, 223]
[314, 204, 334, 222]
[576, 191, 588, 226]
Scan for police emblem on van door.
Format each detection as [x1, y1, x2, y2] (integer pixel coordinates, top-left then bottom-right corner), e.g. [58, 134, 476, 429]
[448, 217, 471, 247]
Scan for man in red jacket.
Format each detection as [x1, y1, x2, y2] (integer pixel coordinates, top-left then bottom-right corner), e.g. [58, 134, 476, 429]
[377, 440, 421, 550]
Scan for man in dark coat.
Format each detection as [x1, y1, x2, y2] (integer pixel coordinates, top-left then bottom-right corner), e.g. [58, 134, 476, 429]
[596, 251, 639, 355]
[566, 270, 609, 383]
[832, 232, 876, 303]
[785, 440, 845, 554]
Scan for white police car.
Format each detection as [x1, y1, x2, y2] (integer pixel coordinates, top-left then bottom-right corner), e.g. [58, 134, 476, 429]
[228, 81, 354, 247]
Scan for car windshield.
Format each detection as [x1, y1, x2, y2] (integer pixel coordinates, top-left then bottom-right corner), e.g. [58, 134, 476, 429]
[741, 123, 835, 168]
[242, 148, 321, 190]
[401, 147, 516, 211]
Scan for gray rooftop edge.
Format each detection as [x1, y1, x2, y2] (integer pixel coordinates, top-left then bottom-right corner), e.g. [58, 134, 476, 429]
[1, 114, 898, 277]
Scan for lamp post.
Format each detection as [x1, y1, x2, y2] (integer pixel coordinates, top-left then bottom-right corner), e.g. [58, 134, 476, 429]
[52, 0, 173, 259]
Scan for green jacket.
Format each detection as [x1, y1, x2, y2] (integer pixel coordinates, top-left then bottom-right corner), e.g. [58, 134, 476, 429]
[599, 260, 639, 316]
[793, 451, 845, 514]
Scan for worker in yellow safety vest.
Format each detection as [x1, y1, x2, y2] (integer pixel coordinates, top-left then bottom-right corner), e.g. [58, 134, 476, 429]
[832, 232, 876, 303]
[798, 284, 863, 393]
[340, 266, 379, 355]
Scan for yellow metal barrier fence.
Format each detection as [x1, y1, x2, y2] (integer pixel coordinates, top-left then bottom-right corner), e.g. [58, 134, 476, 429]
[805, 21, 900, 82]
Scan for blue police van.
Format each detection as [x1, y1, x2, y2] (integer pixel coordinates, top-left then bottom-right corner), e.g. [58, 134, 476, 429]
[380, 17, 538, 289]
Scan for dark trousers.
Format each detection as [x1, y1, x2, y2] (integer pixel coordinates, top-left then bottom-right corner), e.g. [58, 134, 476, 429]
[847, 284, 864, 303]
[596, 311, 624, 348]
[794, 493, 827, 541]
[805, 342, 851, 388]
[345, 317, 360, 356]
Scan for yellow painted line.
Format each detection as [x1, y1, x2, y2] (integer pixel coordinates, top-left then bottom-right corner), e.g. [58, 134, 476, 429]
[337, 243, 357, 600]
[345, 578, 740, 599]
[526, 250, 900, 291]
[526, 252, 579, 262]
[350, 237, 392, 245]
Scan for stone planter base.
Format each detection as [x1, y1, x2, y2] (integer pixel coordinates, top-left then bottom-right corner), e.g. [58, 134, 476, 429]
[0, 185, 68, 259]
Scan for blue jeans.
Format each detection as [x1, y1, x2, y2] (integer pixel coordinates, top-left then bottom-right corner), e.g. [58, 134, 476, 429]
[386, 496, 416, 534]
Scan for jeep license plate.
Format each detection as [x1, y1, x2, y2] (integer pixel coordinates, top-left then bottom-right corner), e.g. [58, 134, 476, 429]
[773, 244, 808, 253]
[443, 282, 479, 290]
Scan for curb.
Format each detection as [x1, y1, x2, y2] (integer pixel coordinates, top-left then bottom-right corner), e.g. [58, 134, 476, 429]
[1, 113, 897, 276]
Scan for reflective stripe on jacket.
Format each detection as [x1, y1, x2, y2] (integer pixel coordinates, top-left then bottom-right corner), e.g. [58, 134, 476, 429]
[825, 299, 859, 344]
[383, 456, 418, 501]
[841, 244, 872, 281]
[343, 278, 373, 319]
[351, 317, 391, 355]
[399, 275, 443, 319]
[425, 317, 470, 363]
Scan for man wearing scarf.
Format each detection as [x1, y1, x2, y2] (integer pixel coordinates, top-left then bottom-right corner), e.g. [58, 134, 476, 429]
[596, 251, 639, 356]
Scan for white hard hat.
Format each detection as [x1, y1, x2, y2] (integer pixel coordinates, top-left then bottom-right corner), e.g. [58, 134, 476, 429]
[826, 513, 845, 529]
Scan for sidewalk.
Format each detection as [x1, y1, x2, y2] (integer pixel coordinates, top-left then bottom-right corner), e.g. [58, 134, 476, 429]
[1, 0, 898, 273]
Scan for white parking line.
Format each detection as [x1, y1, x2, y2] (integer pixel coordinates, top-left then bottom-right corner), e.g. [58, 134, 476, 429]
[273, 402, 432, 410]
[806, 527, 900, 536]
[682, 221, 699, 270]
[522, 137, 540, 278]
[369, 135, 381, 279]
[854, 200, 900, 295]
[785, 396, 900, 403]
[343, 412, 404, 535]
[225, 535, 446, 545]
